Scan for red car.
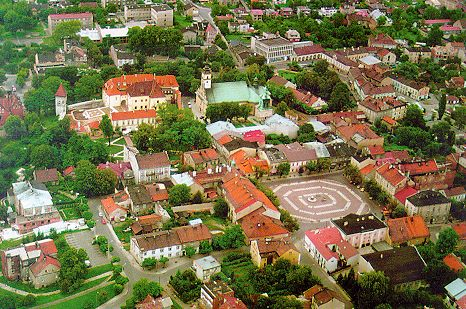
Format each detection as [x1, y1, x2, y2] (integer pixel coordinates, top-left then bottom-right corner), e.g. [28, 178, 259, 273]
[101, 218, 107, 224]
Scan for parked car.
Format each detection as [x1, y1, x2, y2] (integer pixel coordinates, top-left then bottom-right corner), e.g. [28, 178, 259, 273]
[101, 218, 107, 224]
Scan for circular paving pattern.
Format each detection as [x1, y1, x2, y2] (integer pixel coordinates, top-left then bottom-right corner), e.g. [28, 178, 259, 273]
[272, 179, 369, 223]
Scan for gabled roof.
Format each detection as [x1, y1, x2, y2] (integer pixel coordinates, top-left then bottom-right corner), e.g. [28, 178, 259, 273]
[444, 254, 465, 273]
[49, 12, 93, 19]
[30, 255, 60, 276]
[398, 160, 438, 176]
[104, 74, 179, 96]
[276, 142, 317, 162]
[219, 296, 248, 309]
[111, 109, 157, 121]
[34, 168, 59, 183]
[184, 148, 219, 165]
[387, 216, 429, 244]
[101, 197, 126, 216]
[376, 163, 406, 187]
[175, 224, 211, 243]
[305, 227, 358, 261]
[453, 222, 466, 240]
[255, 237, 298, 256]
[136, 152, 170, 169]
[394, 186, 418, 205]
[240, 209, 288, 240]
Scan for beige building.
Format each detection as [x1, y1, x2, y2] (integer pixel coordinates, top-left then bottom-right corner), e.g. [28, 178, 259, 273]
[192, 256, 221, 282]
[251, 33, 294, 64]
[29, 256, 61, 288]
[124, 4, 152, 21]
[332, 213, 387, 249]
[48, 13, 93, 34]
[374, 163, 407, 196]
[151, 4, 173, 27]
[387, 75, 430, 101]
[102, 0, 135, 8]
[250, 238, 300, 268]
[405, 190, 451, 224]
[403, 47, 431, 63]
[111, 110, 157, 133]
[124, 146, 171, 184]
[358, 96, 407, 123]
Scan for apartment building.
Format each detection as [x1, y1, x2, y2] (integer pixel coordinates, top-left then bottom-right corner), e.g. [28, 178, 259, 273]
[48, 13, 93, 33]
[151, 4, 173, 27]
[251, 33, 294, 63]
[358, 96, 407, 123]
[332, 213, 387, 248]
[387, 75, 430, 101]
[405, 190, 451, 224]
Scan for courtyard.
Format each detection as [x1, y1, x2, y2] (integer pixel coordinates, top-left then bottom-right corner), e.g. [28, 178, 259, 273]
[270, 177, 373, 225]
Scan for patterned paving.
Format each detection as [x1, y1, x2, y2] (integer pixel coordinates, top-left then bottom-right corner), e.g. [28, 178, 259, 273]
[272, 179, 369, 223]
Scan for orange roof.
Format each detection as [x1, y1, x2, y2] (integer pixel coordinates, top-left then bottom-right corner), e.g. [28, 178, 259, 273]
[398, 160, 438, 176]
[104, 74, 179, 96]
[217, 134, 233, 145]
[89, 120, 100, 130]
[63, 166, 75, 176]
[101, 197, 126, 216]
[30, 255, 60, 276]
[376, 163, 406, 187]
[219, 296, 248, 309]
[137, 213, 162, 225]
[240, 209, 289, 241]
[387, 216, 430, 245]
[55, 83, 67, 97]
[360, 164, 376, 176]
[111, 109, 157, 121]
[337, 123, 381, 141]
[453, 222, 466, 240]
[444, 254, 465, 272]
[382, 116, 397, 126]
[368, 145, 385, 156]
[230, 150, 269, 175]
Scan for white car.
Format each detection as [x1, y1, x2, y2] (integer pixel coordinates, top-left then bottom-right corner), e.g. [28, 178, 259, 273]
[98, 212, 103, 217]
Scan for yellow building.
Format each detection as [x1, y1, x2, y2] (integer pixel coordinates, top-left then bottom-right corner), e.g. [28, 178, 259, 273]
[250, 238, 300, 268]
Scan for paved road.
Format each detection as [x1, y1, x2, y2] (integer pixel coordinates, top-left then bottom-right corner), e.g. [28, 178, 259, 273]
[2, 73, 32, 100]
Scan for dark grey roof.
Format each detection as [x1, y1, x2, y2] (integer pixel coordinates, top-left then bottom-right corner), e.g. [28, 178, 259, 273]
[127, 185, 153, 205]
[407, 190, 450, 207]
[224, 139, 258, 152]
[332, 213, 386, 235]
[362, 246, 426, 285]
[326, 143, 353, 158]
[151, 3, 171, 11]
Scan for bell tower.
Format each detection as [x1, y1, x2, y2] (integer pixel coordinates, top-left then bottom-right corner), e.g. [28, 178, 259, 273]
[55, 83, 67, 120]
[201, 65, 212, 90]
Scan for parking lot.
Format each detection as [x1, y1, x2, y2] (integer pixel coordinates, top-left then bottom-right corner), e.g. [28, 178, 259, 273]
[271, 178, 370, 225]
[65, 230, 109, 266]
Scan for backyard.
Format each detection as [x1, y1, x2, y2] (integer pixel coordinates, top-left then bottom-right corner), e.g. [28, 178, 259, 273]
[225, 33, 252, 44]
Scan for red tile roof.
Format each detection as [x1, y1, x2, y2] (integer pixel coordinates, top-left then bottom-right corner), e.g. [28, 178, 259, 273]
[34, 168, 59, 183]
[30, 255, 60, 276]
[360, 96, 404, 112]
[230, 150, 269, 176]
[136, 152, 170, 169]
[360, 164, 376, 176]
[294, 44, 325, 56]
[384, 150, 411, 162]
[63, 166, 75, 176]
[394, 187, 418, 205]
[453, 222, 466, 240]
[240, 209, 289, 240]
[101, 197, 126, 216]
[185, 148, 219, 165]
[398, 160, 438, 176]
[137, 213, 162, 226]
[337, 123, 381, 141]
[219, 296, 248, 309]
[97, 161, 132, 178]
[144, 184, 169, 202]
[276, 142, 317, 162]
[368, 145, 385, 156]
[457, 295, 466, 309]
[382, 116, 397, 126]
[243, 130, 265, 144]
[55, 83, 67, 97]
[444, 254, 465, 272]
[111, 109, 157, 121]
[424, 19, 451, 25]
[292, 89, 321, 107]
[387, 216, 430, 245]
[376, 163, 406, 187]
[104, 74, 179, 97]
[24, 239, 58, 256]
[217, 134, 233, 145]
[175, 224, 212, 243]
[369, 33, 397, 46]
[444, 186, 466, 198]
[305, 227, 358, 261]
[0, 94, 25, 127]
[317, 111, 365, 125]
[49, 12, 93, 19]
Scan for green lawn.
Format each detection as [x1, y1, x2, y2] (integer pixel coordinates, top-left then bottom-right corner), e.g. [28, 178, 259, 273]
[188, 213, 227, 231]
[47, 283, 117, 309]
[278, 70, 298, 83]
[59, 207, 81, 221]
[113, 138, 127, 146]
[113, 221, 133, 244]
[384, 143, 412, 152]
[0, 238, 23, 251]
[225, 33, 252, 43]
[232, 120, 256, 128]
[0, 276, 59, 293]
[221, 254, 256, 279]
[174, 13, 192, 29]
[85, 264, 113, 280]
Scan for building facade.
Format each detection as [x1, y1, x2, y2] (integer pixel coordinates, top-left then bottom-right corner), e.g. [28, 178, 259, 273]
[405, 190, 451, 224]
[332, 213, 387, 248]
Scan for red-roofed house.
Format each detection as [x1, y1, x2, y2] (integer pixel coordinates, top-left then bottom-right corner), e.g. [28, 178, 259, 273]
[242, 130, 266, 145]
[399, 160, 455, 190]
[293, 44, 325, 62]
[453, 222, 466, 241]
[0, 94, 25, 127]
[29, 254, 61, 288]
[365, 145, 385, 159]
[97, 161, 132, 180]
[240, 209, 289, 243]
[304, 227, 359, 273]
[444, 253, 465, 273]
[291, 89, 327, 110]
[111, 109, 157, 133]
[336, 124, 384, 150]
[103, 74, 180, 111]
[183, 148, 220, 170]
[275, 142, 318, 173]
[219, 295, 248, 309]
[442, 186, 466, 202]
[386, 216, 430, 246]
[230, 150, 269, 177]
[375, 163, 407, 195]
[101, 197, 127, 222]
[33, 168, 59, 185]
[394, 187, 418, 205]
[381, 116, 398, 131]
[250, 237, 300, 268]
[424, 19, 452, 26]
[368, 33, 397, 49]
[125, 146, 171, 183]
[62, 166, 75, 177]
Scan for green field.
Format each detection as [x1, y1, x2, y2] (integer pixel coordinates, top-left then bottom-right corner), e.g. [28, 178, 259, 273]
[0, 276, 59, 293]
[113, 221, 133, 244]
[48, 284, 117, 309]
[113, 138, 127, 146]
[221, 254, 256, 278]
[278, 70, 298, 83]
[174, 13, 192, 29]
[225, 33, 252, 43]
[232, 120, 256, 128]
[59, 207, 80, 221]
[85, 264, 113, 280]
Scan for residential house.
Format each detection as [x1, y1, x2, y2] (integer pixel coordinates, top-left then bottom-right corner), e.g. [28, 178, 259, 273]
[394, 186, 418, 205]
[358, 96, 407, 123]
[183, 149, 219, 170]
[275, 142, 318, 173]
[386, 216, 430, 246]
[151, 4, 173, 27]
[318, 7, 338, 17]
[442, 186, 466, 202]
[130, 213, 163, 235]
[101, 197, 127, 222]
[33, 51, 65, 73]
[296, 6, 311, 16]
[250, 9, 264, 21]
[447, 95, 460, 105]
[285, 29, 300, 42]
[381, 116, 398, 131]
[376, 49, 396, 65]
[279, 7, 293, 17]
[111, 110, 157, 133]
[354, 80, 396, 100]
[230, 150, 269, 177]
[47, 12, 93, 33]
[304, 227, 359, 273]
[321, 51, 358, 75]
[227, 20, 250, 33]
[292, 89, 327, 110]
[302, 285, 345, 309]
[33, 169, 59, 185]
[346, 13, 377, 30]
[7, 181, 60, 234]
[0, 94, 24, 127]
[123, 4, 152, 21]
[250, 33, 294, 63]
[431, 42, 465, 62]
[109, 44, 136, 68]
[387, 75, 430, 101]
[184, 3, 198, 17]
[125, 184, 154, 215]
[205, 24, 217, 45]
[453, 222, 466, 241]
[102, 0, 135, 8]
[405, 190, 451, 224]
[331, 213, 387, 248]
[193, 256, 221, 282]
[250, 237, 300, 268]
[130, 224, 211, 264]
[239, 208, 289, 243]
[445, 278, 466, 309]
[124, 146, 171, 183]
[258, 147, 287, 175]
[292, 44, 325, 63]
[403, 47, 431, 63]
[336, 124, 384, 150]
[368, 33, 397, 49]
[374, 163, 407, 195]
[444, 254, 466, 273]
[200, 280, 235, 309]
[1, 239, 59, 288]
[359, 246, 427, 290]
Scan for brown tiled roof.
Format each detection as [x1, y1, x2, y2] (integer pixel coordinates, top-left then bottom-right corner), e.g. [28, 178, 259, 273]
[133, 230, 181, 250]
[30, 255, 60, 276]
[126, 80, 164, 98]
[175, 224, 211, 243]
[337, 124, 381, 141]
[240, 209, 288, 240]
[136, 152, 170, 169]
[360, 96, 405, 112]
[387, 216, 430, 244]
[376, 163, 406, 187]
[256, 237, 297, 256]
[185, 148, 219, 164]
[268, 75, 291, 87]
[34, 168, 59, 183]
[275, 142, 317, 162]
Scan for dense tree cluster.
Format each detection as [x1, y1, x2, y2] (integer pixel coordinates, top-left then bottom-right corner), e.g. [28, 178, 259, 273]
[206, 102, 252, 123]
[128, 26, 182, 57]
[58, 247, 88, 293]
[132, 105, 211, 153]
[169, 270, 202, 303]
[74, 160, 117, 197]
[212, 225, 245, 250]
[123, 278, 163, 309]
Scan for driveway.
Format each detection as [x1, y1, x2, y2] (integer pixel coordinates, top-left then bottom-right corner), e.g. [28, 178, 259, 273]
[65, 230, 109, 266]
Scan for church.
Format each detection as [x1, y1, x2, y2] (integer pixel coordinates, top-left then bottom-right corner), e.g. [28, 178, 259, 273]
[195, 66, 273, 119]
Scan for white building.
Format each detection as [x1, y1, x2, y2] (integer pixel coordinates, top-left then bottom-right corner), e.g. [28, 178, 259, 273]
[318, 7, 338, 17]
[111, 109, 157, 133]
[200, 280, 234, 309]
[192, 256, 221, 282]
[331, 213, 387, 248]
[405, 190, 451, 224]
[251, 33, 294, 63]
[124, 146, 171, 183]
[304, 227, 359, 273]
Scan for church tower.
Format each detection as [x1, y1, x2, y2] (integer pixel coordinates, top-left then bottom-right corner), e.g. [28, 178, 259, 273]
[55, 83, 67, 120]
[201, 65, 212, 90]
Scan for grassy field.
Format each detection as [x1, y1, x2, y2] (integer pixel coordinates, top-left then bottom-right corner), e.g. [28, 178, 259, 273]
[59, 207, 80, 221]
[48, 283, 117, 309]
[0, 276, 59, 293]
[85, 264, 113, 280]
[278, 70, 298, 83]
[113, 221, 133, 244]
[113, 138, 127, 146]
[221, 254, 255, 279]
[225, 33, 252, 43]
[384, 143, 412, 152]
[232, 120, 256, 128]
[0, 238, 23, 251]
[188, 213, 227, 231]
[174, 13, 192, 29]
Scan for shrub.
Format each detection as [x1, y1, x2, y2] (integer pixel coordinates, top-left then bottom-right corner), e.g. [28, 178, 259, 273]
[114, 284, 124, 295]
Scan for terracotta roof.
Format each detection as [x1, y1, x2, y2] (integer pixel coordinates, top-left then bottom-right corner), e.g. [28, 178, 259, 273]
[292, 89, 321, 107]
[268, 75, 292, 87]
[384, 150, 411, 162]
[453, 222, 466, 240]
[293, 44, 324, 56]
[444, 254, 465, 272]
[126, 80, 164, 98]
[111, 109, 157, 121]
[369, 33, 397, 46]
[377, 48, 390, 57]
[49, 12, 93, 19]
[337, 123, 381, 142]
[456, 295, 466, 309]
[144, 184, 169, 202]
[63, 166, 75, 176]
[217, 134, 233, 145]
[305, 227, 358, 261]
[360, 164, 376, 176]
[138, 214, 163, 226]
[135, 294, 162, 309]
[136, 152, 170, 169]
[382, 116, 397, 126]
[219, 296, 248, 309]
[240, 209, 289, 240]
[444, 186, 466, 198]
[175, 224, 211, 243]
[316, 111, 365, 125]
[368, 145, 385, 156]
[104, 74, 178, 96]
[376, 163, 406, 187]
[184, 148, 219, 165]
[387, 216, 429, 245]
[34, 168, 59, 183]
[55, 83, 67, 97]
[256, 237, 297, 256]
[101, 197, 126, 216]
[276, 142, 317, 162]
[133, 230, 181, 251]
[0, 94, 25, 127]
[230, 150, 269, 175]
[424, 19, 451, 24]
[398, 160, 438, 176]
[97, 161, 132, 178]
[24, 239, 58, 256]
[394, 187, 418, 205]
[30, 255, 60, 276]
[360, 96, 404, 112]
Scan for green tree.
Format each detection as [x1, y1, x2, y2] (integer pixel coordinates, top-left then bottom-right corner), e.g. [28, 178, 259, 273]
[438, 93, 446, 120]
[403, 105, 426, 129]
[275, 101, 289, 116]
[169, 270, 201, 303]
[213, 197, 229, 218]
[286, 265, 320, 295]
[358, 271, 390, 309]
[436, 227, 459, 255]
[430, 121, 455, 145]
[394, 62, 420, 80]
[424, 259, 457, 293]
[391, 205, 407, 218]
[426, 26, 443, 46]
[142, 258, 158, 270]
[133, 278, 163, 302]
[328, 82, 353, 111]
[212, 225, 245, 250]
[185, 246, 196, 258]
[47, 21, 81, 47]
[99, 114, 114, 145]
[277, 162, 291, 176]
[3, 115, 26, 139]
[159, 256, 169, 268]
[30, 144, 59, 169]
[74, 73, 104, 101]
[279, 208, 300, 232]
[59, 247, 88, 293]
[452, 106, 466, 129]
[199, 240, 213, 254]
[297, 123, 316, 143]
[168, 184, 191, 206]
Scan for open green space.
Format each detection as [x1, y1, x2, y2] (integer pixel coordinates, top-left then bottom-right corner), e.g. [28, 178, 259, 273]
[232, 120, 256, 128]
[113, 138, 127, 146]
[278, 70, 298, 83]
[221, 254, 256, 278]
[59, 207, 80, 221]
[225, 33, 252, 43]
[113, 221, 133, 244]
[174, 13, 192, 29]
[47, 283, 117, 309]
[85, 264, 113, 280]
[187, 213, 227, 231]
[0, 238, 23, 251]
[0, 276, 59, 293]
